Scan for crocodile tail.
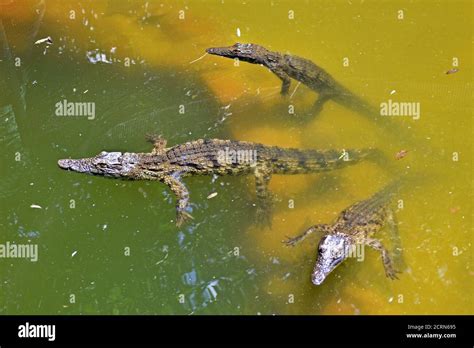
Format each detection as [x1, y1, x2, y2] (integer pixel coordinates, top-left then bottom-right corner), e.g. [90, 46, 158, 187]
[369, 178, 404, 205]
[270, 148, 378, 174]
[372, 170, 428, 202]
[332, 91, 380, 120]
[332, 90, 420, 146]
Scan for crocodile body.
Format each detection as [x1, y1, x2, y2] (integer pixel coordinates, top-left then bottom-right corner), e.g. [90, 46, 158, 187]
[58, 136, 375, 226]
[206, 43, 379, 117]
[285, 180, 403, 285]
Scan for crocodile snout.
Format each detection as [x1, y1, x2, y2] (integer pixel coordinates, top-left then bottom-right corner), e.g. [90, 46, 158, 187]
[58, 158, 87, 172]
[311, 271, 326, 286]
[58, 159, 71, 169]
[205, 47, 232, 57]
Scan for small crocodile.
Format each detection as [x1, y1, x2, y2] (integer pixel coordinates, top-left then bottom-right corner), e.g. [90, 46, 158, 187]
[58, 135, 376, 226]
[206, 43, 379, 118]
[284, 180, 404, 285]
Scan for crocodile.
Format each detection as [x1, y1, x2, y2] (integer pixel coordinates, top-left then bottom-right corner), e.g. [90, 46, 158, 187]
[58, 135, 376, 227]
[206, 43, 380, 118]
[284, 180, 404, 285]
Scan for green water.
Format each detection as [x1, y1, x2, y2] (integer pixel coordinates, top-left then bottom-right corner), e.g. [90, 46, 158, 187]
[0, 0, 472, 315]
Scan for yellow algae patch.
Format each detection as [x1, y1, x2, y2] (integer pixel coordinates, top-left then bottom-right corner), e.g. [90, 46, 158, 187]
[305, 108, 380, 147]
[341, 284, 402, 315]
[200, 69, 248, 104]
[241, 174, 317, 202]
[320, 296, 358, 315]
[0, 0, 38, 20]
[337, 161, 392, 197]
[318, 283, 389, 315]
[249, 203, 332, 263]
[261, 275, 313, 314]
[203, 56, 284, 102]
[287, 86, 317, 110]
[99, 15, 176, 62]
[25, 0, 218, 69]
[263, 275, 302, 298]
[231, 125, 302, 148]
[268, 174, 316, 197]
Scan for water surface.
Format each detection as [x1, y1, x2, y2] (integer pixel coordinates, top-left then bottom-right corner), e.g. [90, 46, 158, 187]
[0, 0, 472, 314]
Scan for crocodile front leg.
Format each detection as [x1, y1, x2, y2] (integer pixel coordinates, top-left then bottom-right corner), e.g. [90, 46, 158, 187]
[283, 224, 332, 246]
[162, 173, 194, 227]
[146, 134, 168, 155]
[364, 237, 400, 280]
[313, 93, 331, 116]
[254, 164, 273, 227]
[270, 67, 291, 96]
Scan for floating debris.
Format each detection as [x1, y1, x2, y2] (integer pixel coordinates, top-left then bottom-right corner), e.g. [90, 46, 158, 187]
[236, 27, 241, 37]
[18, 228, 40, 239]
[449, 206, 460, 214]
[289, 81, 301, 99]
[30, 204, 42, 209]
[207, 192, 218, 199]
[338, 149, 347, 160]
[71, 250, 78, 258]
[189, 52, 208, 64]
[34, 36, 53, 45]
[204, 279, 219, 301]
[86, 50, 112, 64]
[446, 68, 459, 75]
[395, 149, 408, 160]
[155, 253, 168, 265]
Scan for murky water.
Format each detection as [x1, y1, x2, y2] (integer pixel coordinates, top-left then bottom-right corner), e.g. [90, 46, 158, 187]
[0, 0, 472, 314]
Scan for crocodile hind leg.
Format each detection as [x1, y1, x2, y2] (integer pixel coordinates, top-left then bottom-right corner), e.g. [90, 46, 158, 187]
[364, 237, 401, 280]
[163, 173, 194, 227]
[254, 164, 273, 227]
[284, 224, 332, 246]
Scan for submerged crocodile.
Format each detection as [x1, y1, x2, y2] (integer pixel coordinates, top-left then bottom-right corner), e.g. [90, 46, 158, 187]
[58, 136, 376, 226]
[206, 43, 379, 117]
[284, 180, 404, 285]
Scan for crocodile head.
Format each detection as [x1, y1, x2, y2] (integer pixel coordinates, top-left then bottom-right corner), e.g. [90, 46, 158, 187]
[206, 43, 267, 64]
[58, 151, 139, 178]
[311, 233, 352, 285]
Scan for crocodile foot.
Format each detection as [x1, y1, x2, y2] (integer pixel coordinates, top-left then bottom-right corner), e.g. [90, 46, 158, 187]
[385, 267, 401, 280]
[176, 210, 194, 227]
[283, 235, 301, 247]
